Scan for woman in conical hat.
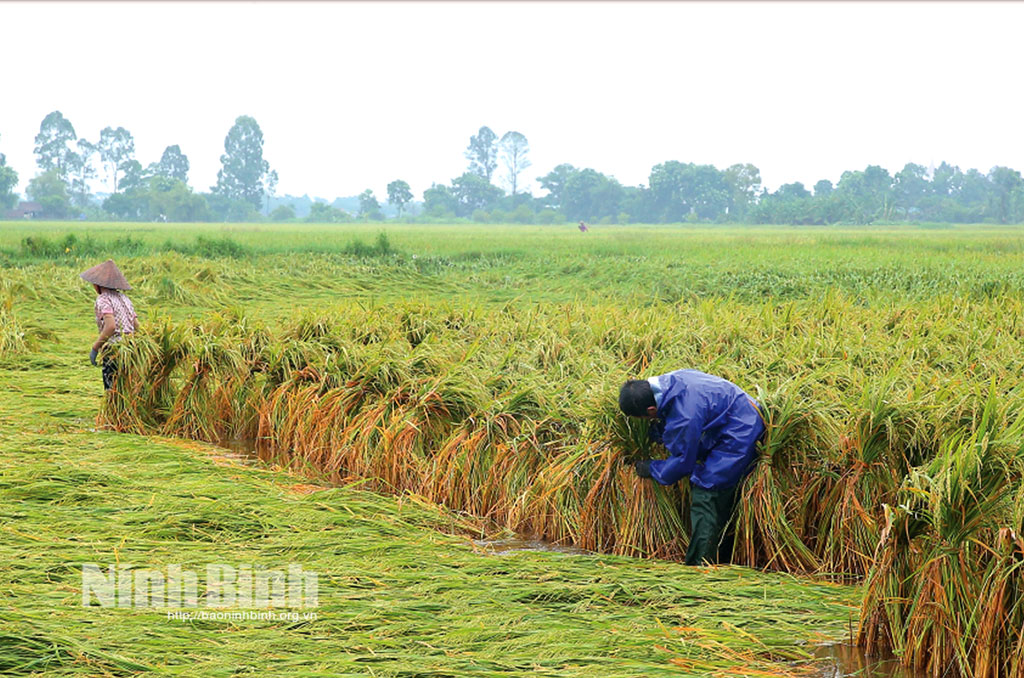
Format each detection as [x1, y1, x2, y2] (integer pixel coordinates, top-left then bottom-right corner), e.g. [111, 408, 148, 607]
[80, 259, 139, 390]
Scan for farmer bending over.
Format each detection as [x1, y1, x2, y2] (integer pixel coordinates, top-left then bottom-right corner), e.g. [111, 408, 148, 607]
[80, 259, 139, 390]
[619, 370, 765, 566]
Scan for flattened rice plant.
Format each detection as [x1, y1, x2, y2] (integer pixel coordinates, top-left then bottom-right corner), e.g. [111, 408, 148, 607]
[95, 292, 1024, 676]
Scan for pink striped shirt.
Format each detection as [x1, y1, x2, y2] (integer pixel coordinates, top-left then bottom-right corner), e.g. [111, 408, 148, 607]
[95, 290, 137, 342]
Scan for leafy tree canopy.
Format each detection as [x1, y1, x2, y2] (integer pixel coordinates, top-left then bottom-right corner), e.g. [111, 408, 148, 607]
[214, 115, 270, 208]
[465, 126, 498, 182]
[27, 169, 71, 219]
[33, 111, 78, 177]
[151, 144, 190, 184]
[387, 180, 413, 218]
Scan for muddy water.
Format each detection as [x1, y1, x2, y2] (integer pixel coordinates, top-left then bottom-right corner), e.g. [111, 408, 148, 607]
[216, 438, 261, 460]
[811, 644, 926, 678]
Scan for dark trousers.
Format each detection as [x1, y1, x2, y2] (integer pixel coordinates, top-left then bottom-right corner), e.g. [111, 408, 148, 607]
[685, 483, 741, 566]
[101, 357, 116, 391]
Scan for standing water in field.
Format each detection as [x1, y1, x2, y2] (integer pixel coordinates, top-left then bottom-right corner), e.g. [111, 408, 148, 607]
[215, 438, 260, 461]
[811, 644, 925, 678]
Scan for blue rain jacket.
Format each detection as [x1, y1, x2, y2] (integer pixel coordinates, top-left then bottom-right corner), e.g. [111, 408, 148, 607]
[647, 369, 765, 490]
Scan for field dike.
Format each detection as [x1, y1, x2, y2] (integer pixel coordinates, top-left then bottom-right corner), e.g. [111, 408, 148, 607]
[98, 294, 1024, 678]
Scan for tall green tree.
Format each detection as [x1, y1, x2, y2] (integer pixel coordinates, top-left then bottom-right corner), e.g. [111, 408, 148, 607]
[307, 201, 349, 223]
[0, 164, 17, 210]
[0, 135, 18, 210]
[864, 165, 896, 221]
[358, 189, 383, 219]
[68, 138, 97, 208]
[988, 166, 1024, 224]
[205, 192, 260, 222]
[104, 176, 209, 222]
[752, 183, 815, 224]
[498, 131, 531, 195]
[150, 145, 190, 184]
[423, 183, 458, 217]
[813, 179, 833, 197]
[264, 170, 278, 215]
[27, 169, 71, 218]
[723, 163, 761, 220]
[922, 162, 963, 220]
[959, 169, 990, 207]
[214, 115, 270, 208]
[835, 165, 894, 223]
[450, 172, 503, 217]
[33, 111, 78, 177]
[537, 164, 577, 211]
[649, 161, 730, 221]
[270, 204, 296, 222]
[97, 126, 135, 192]
[811, 180, 841, 224]
[562, 169, 624, 222]
[775, 182, 811, 200]
[941, 168, 990, 222]
[118, 160, 146, 193]
[931, 162, 962, 198]
[618, 185, 654, 223]
[387, 179, 413, 218]
[465, 126, 498, 181]
[893, 163, 929, 219]
[649, 161, 689, 221]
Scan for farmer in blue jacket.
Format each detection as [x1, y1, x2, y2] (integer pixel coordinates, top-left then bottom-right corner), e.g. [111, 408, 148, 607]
[619, 369, 765, 565]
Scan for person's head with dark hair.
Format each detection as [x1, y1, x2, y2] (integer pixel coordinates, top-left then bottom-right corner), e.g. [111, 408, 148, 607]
[619, 379, 658, 419]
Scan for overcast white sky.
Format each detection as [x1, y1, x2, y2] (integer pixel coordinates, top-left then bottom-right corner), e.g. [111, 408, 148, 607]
[2, 1, 1022, 201]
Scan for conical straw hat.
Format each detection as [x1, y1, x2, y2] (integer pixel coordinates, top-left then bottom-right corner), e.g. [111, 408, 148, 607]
[80, 259, 132, 290]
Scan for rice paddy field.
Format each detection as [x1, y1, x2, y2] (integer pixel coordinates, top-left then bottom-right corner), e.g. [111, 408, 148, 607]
[4, 221, 1024, 677]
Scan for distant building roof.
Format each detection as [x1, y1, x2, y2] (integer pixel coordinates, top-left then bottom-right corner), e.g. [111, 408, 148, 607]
[4, 201, 43, 219]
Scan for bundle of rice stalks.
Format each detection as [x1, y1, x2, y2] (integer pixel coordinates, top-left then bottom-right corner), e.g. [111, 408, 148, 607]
[98, 298, 1024, 588]
[101, 319, 195, 431]
[858, 386, 1024, 678]
[808, 373, 932, 580]
[733, 380, 824, 574]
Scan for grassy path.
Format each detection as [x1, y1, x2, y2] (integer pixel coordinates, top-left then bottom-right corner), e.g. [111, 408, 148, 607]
[0, 272, 859, 676]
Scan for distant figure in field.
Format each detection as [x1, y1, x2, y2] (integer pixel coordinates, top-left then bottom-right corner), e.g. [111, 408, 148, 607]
[619, 370, 766, 566]
[80, 259, 139, 390]
[578, 221, 588, 233]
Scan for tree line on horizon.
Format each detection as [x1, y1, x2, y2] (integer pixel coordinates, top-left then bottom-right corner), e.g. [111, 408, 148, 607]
[1, 112, 1022, 225]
